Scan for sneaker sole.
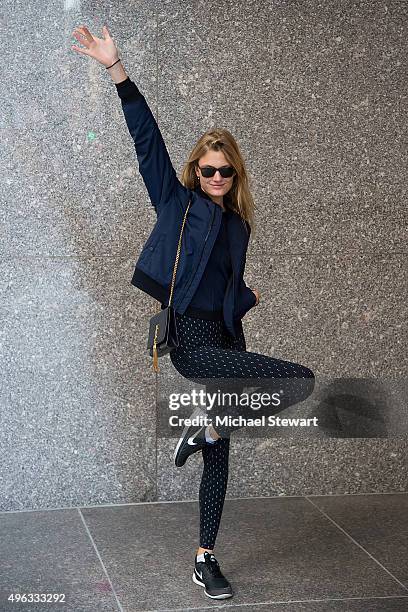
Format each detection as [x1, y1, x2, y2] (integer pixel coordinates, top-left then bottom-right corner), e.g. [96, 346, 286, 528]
[173, 407, 207, 467]
[192, 571, 233, 599]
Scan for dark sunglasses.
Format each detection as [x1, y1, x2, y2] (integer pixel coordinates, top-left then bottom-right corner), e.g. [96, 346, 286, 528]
[198, 165, 235, 178]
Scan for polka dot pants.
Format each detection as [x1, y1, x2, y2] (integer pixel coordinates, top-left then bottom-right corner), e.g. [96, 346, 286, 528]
[170, 312, 315, 549]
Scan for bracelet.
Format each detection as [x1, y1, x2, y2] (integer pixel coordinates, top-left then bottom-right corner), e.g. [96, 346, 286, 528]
[106, 58, 121, 69]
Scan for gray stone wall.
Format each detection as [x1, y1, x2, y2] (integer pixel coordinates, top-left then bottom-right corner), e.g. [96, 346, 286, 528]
[1, 0, 406, 511]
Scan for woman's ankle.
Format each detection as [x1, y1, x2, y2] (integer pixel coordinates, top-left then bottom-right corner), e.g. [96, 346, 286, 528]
[197, 546, 213, 555]
[209, 425, 220, 440]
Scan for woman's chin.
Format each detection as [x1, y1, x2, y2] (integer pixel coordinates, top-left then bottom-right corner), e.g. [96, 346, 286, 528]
[209, 187, 227, 195]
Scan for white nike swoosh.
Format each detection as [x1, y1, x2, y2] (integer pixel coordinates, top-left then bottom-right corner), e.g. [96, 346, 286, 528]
[187, 436, 198, 446]
[196, 570, 202, 579]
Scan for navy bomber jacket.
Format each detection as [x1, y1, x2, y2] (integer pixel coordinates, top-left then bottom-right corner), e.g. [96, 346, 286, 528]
[115, 77, 257, 338]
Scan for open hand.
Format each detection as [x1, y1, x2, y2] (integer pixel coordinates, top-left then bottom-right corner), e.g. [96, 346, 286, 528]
[71, 25, 119, 68]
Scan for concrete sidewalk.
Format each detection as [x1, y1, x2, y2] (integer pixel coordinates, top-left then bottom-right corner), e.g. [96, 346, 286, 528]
[0, 492, 407, 611]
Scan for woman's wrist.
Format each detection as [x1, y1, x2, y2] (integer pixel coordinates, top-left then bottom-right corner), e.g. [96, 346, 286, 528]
[107, 59, 128, 84]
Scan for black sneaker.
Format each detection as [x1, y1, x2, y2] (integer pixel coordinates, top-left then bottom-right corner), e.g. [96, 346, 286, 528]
[192, 551, 233, 599]
[173, 407, 214, 468]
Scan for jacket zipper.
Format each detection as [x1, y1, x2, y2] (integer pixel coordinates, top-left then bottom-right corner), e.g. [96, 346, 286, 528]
[179, 205, 215, 306]
[204, 221, 212, 243]
[231, 268, 236, 322]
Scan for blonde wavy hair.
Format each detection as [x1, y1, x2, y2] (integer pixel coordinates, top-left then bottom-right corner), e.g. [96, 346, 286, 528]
[180, 128, 256, 237]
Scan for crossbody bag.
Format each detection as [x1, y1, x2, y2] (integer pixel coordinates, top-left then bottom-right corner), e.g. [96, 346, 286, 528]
[146, 198, 191, 372]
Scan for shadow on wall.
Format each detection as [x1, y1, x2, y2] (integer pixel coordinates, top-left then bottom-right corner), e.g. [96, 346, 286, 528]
[313, 378, 406, 438]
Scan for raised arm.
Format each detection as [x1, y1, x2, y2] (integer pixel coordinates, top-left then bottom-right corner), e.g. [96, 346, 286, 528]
[71, 24, 185, 215]
[114, 76, 183, 214]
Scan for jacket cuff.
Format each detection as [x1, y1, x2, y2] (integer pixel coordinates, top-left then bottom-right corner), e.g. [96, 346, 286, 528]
[115, 77, 142, 101]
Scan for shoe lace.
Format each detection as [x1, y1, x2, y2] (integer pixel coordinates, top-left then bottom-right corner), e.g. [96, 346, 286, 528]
[204, 554, 222, 577]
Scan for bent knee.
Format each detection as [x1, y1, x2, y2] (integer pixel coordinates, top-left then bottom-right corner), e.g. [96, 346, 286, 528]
[301, 368, 315, 399]
[300, 364, 315, 379]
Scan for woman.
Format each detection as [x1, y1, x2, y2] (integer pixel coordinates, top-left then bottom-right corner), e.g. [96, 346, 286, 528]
[72, 25, 315, 601]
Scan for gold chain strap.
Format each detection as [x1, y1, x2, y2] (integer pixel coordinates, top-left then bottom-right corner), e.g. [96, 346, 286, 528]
[168, 198, 191, 307]
[152, 198, 191, 371]
[155, 197, 191, 313]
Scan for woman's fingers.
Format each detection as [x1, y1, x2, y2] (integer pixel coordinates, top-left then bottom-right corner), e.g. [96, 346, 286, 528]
[71, 31, 92, 56]
[72, 28, 93, 47]
[71, 44, 90, 56]
[71, 24, 118, 66]
[252, 288, 260, 305]
[77, 25, 94, 43]
[72, 32, 88, 47]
